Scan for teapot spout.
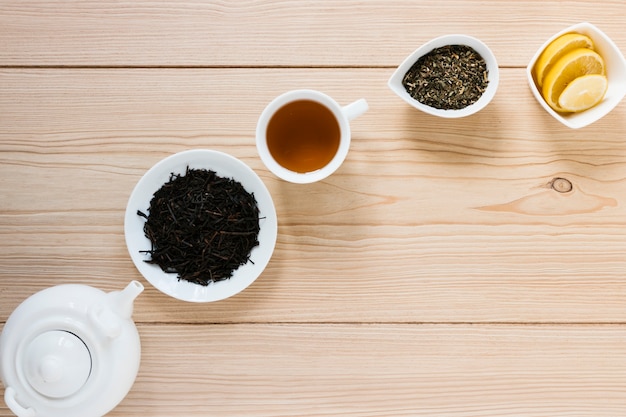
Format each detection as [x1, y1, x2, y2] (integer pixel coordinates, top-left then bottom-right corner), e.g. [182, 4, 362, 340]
[108, 280, 144, 319]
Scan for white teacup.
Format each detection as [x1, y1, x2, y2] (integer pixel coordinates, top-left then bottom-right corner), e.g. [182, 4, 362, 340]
[256, 89, 368, 184]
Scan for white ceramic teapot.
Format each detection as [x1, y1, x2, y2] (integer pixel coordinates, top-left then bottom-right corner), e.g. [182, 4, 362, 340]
[0, 280, 144, 417]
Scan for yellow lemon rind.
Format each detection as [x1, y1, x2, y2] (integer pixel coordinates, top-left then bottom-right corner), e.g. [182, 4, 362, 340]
[541, 48, 605, 112]
[534, 32, 594, 88]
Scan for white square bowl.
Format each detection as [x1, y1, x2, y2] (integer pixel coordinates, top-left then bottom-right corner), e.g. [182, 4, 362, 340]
[388, 34, 499, 118]
[526, 22, 626, 129]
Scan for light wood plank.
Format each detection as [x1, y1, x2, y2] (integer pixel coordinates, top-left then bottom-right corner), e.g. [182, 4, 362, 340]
[1, 68, 626, 323]
[3, 324, 624, 417]
[1, 1, 625, 67]
[1, 3, 625, 417]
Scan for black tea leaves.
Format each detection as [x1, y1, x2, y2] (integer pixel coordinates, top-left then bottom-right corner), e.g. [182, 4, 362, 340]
[138, 167, 261, 286]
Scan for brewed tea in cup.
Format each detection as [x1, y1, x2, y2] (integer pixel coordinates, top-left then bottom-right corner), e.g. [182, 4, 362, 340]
[256, 89, 368, 183]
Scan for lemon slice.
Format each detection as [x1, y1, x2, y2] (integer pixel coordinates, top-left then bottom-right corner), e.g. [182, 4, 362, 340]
[557, 74, 608, 112]
[534, 33, 594, 87]
[541, 48, 605, 111]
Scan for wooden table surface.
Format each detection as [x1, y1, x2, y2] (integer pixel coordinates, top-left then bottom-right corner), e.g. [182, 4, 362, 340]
[2, 1, 626, 416]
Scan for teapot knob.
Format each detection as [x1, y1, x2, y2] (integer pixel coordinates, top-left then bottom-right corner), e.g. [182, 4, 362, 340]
[39, 355, 64, 382]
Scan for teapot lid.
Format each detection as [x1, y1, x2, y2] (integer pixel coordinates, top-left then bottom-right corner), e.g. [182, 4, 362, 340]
[24, 330, 92, 398]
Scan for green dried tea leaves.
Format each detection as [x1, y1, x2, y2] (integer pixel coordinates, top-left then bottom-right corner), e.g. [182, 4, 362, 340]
[402, 45, 489, 110]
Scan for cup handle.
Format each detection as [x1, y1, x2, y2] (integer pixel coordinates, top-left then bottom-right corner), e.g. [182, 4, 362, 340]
[341, 98, 369, 121]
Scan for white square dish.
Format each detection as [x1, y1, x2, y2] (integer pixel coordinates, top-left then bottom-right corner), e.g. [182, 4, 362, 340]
[526, 22, 626, 129]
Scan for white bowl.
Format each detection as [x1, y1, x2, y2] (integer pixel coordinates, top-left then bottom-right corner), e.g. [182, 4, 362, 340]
[527, 22, 626, 129]
[124, 149, 277, 302]
[388, 34, 499, 118]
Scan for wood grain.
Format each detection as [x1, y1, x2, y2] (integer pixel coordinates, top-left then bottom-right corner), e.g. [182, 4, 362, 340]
[109, 324, 626, 416]
[1, 68, 625, 324]
[1, 1, 626, 67]
[2, 2, 626, 416]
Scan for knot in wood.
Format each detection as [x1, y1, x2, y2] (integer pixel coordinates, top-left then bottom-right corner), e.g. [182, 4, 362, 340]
[550, 177, 573, 193]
